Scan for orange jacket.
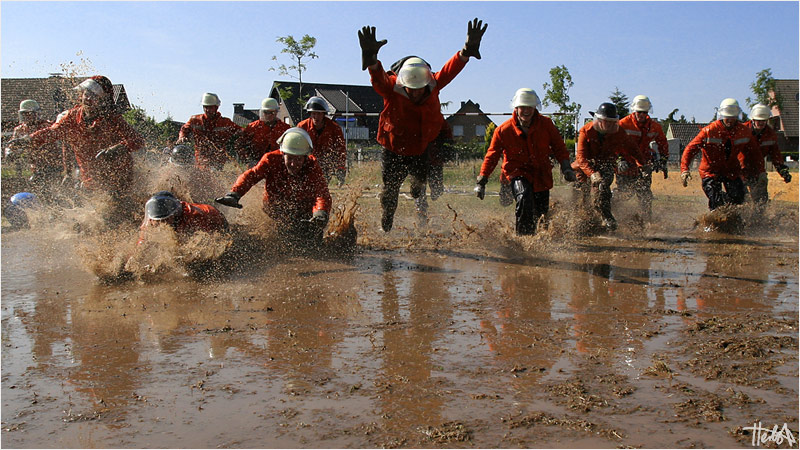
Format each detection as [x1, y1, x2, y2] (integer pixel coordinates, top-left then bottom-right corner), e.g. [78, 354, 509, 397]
[178, 113, 241, 169]
[681, 120, 757, 180]
[230, 150, 331, 221]
[297, 117, 347, 173]
[618, 113, 668, 164]
[13, 120, 64, 173]
[238, 119, 290, 163]
[575, 121, 643, 177]
[741, 121, 784, 178]
[30, 106, 143, 192]
[480, 110, 569, 192]
[138, 201, 228, 245]
[368, 52, 467, 156]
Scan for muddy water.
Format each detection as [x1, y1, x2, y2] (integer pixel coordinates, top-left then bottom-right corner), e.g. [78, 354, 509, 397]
[2, 189, 798, 448]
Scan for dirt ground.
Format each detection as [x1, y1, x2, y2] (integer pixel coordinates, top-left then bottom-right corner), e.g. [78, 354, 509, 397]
[1, 164, 798, 449]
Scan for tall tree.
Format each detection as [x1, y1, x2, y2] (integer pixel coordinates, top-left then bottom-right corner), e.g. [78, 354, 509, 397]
[608, 87, 630, 118]
[746, 68, 782, 111]
[542, 65, 581, 139]
[271, 34, 318, 119]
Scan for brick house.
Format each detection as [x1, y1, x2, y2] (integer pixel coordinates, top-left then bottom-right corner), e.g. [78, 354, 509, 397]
[769, 79, 799, 158]
[445, 100, 495, 142]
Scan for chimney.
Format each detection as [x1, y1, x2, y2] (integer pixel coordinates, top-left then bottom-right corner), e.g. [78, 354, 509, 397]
[476, 103, 480, 109]
[461, 101, 466, 108]
[233, 103, 244, 114]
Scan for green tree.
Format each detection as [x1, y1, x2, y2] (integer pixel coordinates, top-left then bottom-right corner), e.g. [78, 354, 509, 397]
[608, 87, 630, 118]
[746, 68, 782, 111]
[271, 34, 318, 118]
[542, 65, 581, 139]
[123, 105, 162, 148]
[123, 106, 182, 150]
[484, 121, 496, 151]
[659, 108, 689, 135]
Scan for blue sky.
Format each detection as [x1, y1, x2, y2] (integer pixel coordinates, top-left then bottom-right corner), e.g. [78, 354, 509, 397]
[2, 1, 798, 129]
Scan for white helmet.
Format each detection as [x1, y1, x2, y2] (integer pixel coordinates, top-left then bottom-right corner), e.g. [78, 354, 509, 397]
[304, 96, 330, 113]
[631, 95, 652, 113]
[19, 99, 41, 112]
[261, 97, 279, 112]
[718, 98, 741, 119]
[750, 104, 771, 121]
[277, 127, 313, 156]
[201, 92, 221, 106]
[511, 88, 541, 109]
[397, 57, 433, 90]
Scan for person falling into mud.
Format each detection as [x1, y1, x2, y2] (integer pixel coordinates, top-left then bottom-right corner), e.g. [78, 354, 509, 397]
[617, 95, 670, 222]
[12, 76, 145, 227]
[236, 97, 290, 168]
[680, 98, 759, 211]
[358, 18, 487, 232]
[137, 191, 229, 246]
[740, 103, 793, 208]
[573, 102, 644, 231]
[474, 88, 576, 235]
[176, 92, 242, 171]
[215, 127, 332, 252]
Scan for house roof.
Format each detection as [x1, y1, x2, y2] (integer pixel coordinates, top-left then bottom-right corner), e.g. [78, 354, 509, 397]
[446, 99, 494, 126]
[1, 76, 131, 124]
[666, 122, 709, 146]
[773, 79, 798, 138]
[269, 81, 383, 124]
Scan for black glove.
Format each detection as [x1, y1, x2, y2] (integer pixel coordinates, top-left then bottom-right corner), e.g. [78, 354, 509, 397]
[310, 210, 329, 229]
[778, 166, 792, 183]
[559, 160, 576, 182]
[662, 159, 669, 179]
[358, 26, 387, 71]
[95, 143, 126, 160]
[461, 18, 488, 59]
[215, 192, 242, 209]
[474, 175, 487, 200]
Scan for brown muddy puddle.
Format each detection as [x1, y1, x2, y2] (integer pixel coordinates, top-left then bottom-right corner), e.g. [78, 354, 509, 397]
[2, 188, 798, 449]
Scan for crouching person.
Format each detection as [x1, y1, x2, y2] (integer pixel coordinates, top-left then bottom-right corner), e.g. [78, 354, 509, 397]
[215, 128, 332, 251]
[138, 191, 229, 245]
[474, 88, 575, 235]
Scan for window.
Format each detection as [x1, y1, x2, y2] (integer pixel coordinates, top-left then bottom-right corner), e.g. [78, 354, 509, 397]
[475, 125, 486, 137]
[453, 125, 464, 137]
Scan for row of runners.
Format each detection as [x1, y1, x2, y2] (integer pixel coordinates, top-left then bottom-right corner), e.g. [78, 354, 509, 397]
[4, 18, 793, 249]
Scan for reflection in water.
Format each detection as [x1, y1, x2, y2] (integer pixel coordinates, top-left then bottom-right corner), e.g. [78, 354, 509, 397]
[377, 257, 453, 435]
[567, 254, 651, 358]
[67, 287, 143, 419]
[2, 219, 797, 448]
[478, 267, 558, 394]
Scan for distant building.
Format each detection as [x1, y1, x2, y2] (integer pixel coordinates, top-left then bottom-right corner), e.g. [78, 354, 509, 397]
[445, 100, 494, 142]
[769, 79, 798, 158]
[267, 81, 384, 141]
[666, 122, 709, 165]
[1, 74, 132, 133]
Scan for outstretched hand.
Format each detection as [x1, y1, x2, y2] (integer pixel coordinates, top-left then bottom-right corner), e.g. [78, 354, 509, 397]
[462, 18, 488, 59]
[358, 26, 387, 70]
